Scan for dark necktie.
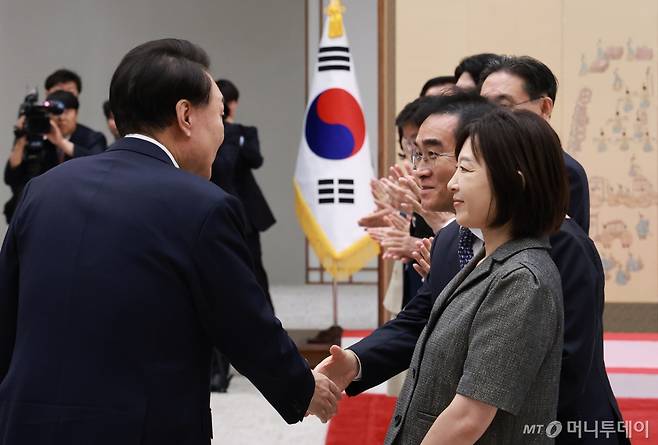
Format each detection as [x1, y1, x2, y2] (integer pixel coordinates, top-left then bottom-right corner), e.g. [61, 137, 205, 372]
[457, 226, 475, 269]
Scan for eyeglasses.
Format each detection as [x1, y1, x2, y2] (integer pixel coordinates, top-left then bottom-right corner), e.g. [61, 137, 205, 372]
[411, 149, 455, 169]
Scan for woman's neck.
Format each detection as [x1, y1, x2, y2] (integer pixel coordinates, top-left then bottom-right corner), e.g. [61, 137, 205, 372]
[481, 224, 513, 259]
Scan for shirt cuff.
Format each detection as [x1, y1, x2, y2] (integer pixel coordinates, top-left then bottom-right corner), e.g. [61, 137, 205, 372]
[348, 349, 363, 381]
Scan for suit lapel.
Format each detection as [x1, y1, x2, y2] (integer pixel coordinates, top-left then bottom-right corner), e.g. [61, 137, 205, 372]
[426, 248, 490, 329]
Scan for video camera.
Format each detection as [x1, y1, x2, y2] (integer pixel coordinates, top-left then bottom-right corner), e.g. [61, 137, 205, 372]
[14, 90, 65, 153]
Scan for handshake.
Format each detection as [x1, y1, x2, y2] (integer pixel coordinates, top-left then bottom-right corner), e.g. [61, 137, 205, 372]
[306, 345, 360, 423]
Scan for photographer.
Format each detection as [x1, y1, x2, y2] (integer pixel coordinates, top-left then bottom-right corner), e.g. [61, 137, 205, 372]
[4, 90, 107, 222]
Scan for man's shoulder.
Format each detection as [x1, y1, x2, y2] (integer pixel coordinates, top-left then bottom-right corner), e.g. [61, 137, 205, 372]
[550, 219, 601, 265]
[563, 150, 588, 179]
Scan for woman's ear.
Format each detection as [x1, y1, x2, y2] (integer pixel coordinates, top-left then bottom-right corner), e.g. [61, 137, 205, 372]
[517, 170, 526, 190]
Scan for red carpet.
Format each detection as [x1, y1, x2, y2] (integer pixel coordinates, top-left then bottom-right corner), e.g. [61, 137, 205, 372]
[617, 398, 658, 444]
[325, 394, 397, 445]
[325, 395, 658, 445]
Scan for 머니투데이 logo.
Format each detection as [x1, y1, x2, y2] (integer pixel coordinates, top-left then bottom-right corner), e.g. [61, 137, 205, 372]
[305, 88, 365, 160]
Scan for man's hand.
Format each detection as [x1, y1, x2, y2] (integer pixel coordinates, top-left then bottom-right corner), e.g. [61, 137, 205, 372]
[412, 237, 433, 279]
[46, 119, 74, 156]
[358, 207, 393, 228]
[380, 229, 420, 262]
[306, 370, 342, 423]
[314, 345, 360, 393]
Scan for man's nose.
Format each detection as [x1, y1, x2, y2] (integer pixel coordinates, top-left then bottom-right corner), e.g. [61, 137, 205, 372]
[415, 166, 432, 177]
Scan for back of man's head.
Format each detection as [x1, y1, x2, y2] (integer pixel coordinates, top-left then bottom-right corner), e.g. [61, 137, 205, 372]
[109, 38, 212, 136]
[480, 55, 558, 103]
[454, 53, 501, 84]
[45, 68, 82, 95]
[420, 76, 456, 97]
[412, 91, 496, 137]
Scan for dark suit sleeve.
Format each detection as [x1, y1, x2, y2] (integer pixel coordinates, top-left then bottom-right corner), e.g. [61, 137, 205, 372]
[239, 126, 264, 169]
[4, 159, 27, 188]
[0, 181, 31, 383]
[73, 131, 107, 157]
[551, 227, 600, 411]
[345, 235, 440, 396]
[190, 196, 314, 423]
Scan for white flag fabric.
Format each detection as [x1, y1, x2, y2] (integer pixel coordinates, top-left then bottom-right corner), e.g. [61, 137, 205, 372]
[293, 13, 378, 279]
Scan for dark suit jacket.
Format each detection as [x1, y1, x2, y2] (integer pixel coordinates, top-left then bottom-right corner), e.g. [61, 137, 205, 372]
[211, 123, 275, 233]
[564, 151, 590, 234]
[0, 137, 313, 445]
[4, 123, 107, 222]
[348, 219, 626, 444]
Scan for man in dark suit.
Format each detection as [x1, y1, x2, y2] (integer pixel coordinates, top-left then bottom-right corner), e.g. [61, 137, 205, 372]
[479, 55, 590, 234]
[0, 38, 340, 445]
[211, 79, 276, 311]
[4, 90, 107, 223]
[316, 93, 627, 444]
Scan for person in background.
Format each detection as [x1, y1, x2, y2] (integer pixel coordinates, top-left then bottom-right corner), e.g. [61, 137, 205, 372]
[103, 100, 120, 141]
[4, 90, 107, 222]
[479, 55, 590, 233]
[453, 53, 502, 89]
[45, 68, 82, 97]
[209, 78, 276, 393]
[419, 76, 456, 97]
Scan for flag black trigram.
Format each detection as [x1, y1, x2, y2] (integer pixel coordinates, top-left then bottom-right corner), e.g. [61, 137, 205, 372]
[318, 46, 351, 72]
[318, 178, 355, 204]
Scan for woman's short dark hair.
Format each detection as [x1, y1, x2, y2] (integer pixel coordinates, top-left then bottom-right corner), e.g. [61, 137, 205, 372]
[109, 38, 212, 136]
[455, 108, 568, 238]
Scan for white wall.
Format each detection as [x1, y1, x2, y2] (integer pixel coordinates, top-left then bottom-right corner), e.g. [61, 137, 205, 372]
[0, 0, 378, 284]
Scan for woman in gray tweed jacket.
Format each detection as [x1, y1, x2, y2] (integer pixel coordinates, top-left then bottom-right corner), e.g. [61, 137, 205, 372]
[385, 108, 570, 445]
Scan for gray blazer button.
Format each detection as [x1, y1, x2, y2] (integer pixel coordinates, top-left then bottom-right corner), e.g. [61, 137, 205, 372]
[394, 414, 402, 426]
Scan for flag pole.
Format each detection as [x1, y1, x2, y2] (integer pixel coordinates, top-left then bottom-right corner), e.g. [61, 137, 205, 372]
[308, 274, 343, 345]
[331, 277, 338, 327]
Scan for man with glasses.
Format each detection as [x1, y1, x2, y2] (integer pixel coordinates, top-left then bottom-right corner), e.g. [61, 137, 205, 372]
[480, 55, 590, 234]
[317, 90, 627, 444]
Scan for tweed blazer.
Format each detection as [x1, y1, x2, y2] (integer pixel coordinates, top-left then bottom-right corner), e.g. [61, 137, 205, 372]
[385, 238, 564, 445]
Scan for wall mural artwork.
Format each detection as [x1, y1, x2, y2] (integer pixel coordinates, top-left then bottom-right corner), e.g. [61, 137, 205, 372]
[566, 37, 657, 296]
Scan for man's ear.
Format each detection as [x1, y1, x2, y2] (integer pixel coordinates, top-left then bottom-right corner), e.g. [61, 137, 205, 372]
[175, 99, 192, 137]
[540, 96, 554, 120]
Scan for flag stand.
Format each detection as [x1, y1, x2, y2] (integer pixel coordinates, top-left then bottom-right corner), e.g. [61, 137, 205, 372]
[308, 277, 343, 345]
[332, 278, 339, 327]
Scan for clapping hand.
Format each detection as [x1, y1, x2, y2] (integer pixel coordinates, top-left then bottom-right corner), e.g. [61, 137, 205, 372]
[412, 237, 434, 279]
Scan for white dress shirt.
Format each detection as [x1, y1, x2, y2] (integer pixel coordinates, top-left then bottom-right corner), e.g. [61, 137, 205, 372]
[125, 133, 180, 168]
